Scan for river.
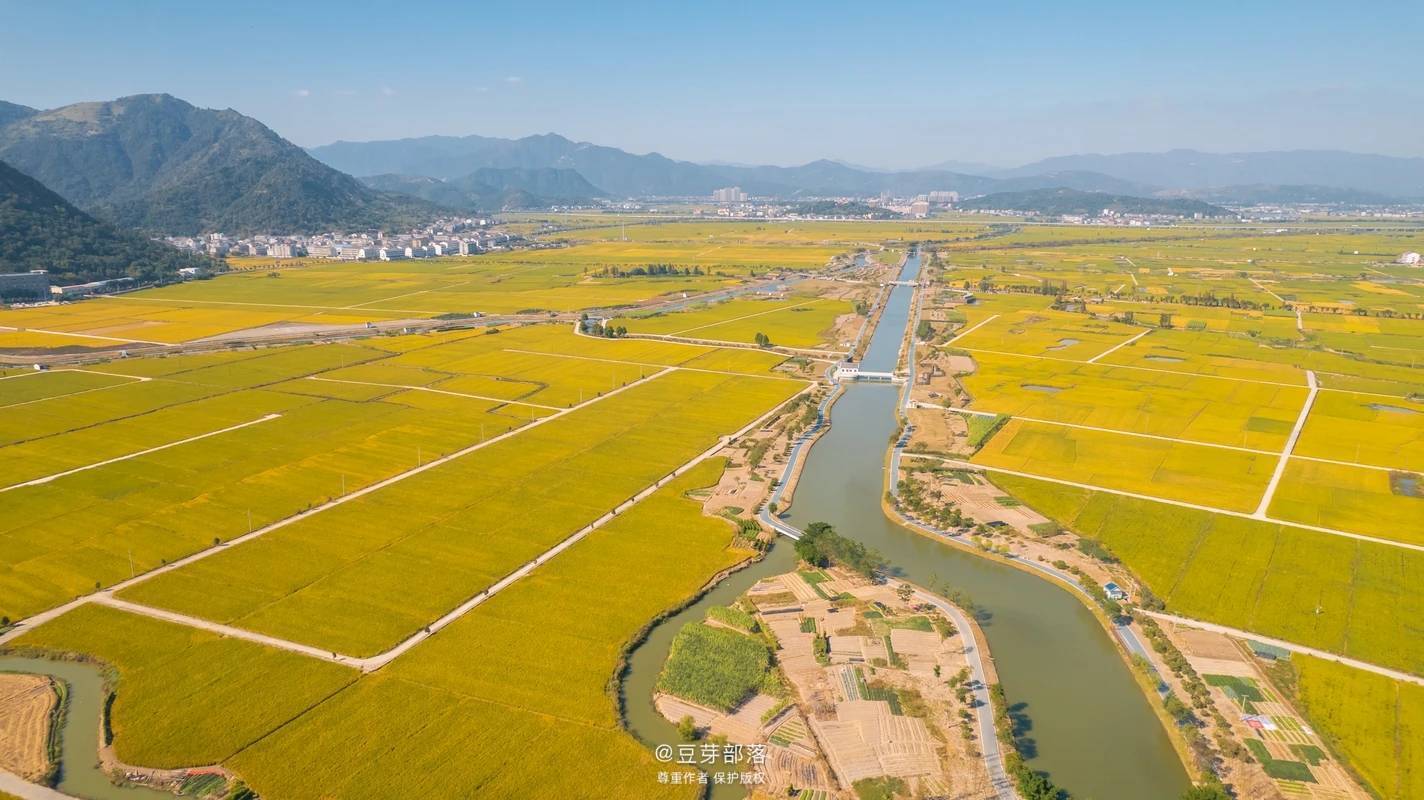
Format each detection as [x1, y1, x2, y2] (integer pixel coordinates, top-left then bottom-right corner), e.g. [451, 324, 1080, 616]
[0, 656, 171, 800]
[623, 248, 1190, 799]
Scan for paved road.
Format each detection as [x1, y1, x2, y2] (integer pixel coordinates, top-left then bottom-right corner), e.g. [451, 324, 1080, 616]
[912, 591, 1019, 800]
[0, 770, 79, 800]
[1142, 611, 1424, 687]
[1254, 369, 1318, 518]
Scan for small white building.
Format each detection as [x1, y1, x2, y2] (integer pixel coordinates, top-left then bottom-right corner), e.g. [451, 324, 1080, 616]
[1398, 252, 1421, 266]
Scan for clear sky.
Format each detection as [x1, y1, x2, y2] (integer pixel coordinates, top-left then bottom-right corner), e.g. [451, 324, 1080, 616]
[3, 0, 1421, 169]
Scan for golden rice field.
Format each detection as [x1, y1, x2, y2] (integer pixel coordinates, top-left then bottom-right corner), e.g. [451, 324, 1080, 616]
[615, 294, 853, 348]
[972, 419, 1275, 512]
[119, 367, 799, 656]
[7, 604, 355, 767]
[938, 225, 1424, 315]
[946, 308, 1144, 361]
[942, 255, 1423, 680]
[991, 474, 1424, 676]
[1269, 460, 1424, 545]
[226, 459, 747, 799]
[1296, 656, 1424, 800]
[0, 324, 795, 623]
[958, 350, 1308, 450]
[1294, 391, 1424, 472]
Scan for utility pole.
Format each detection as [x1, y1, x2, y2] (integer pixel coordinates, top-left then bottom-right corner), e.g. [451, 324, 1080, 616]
[247, 510, 253, 532]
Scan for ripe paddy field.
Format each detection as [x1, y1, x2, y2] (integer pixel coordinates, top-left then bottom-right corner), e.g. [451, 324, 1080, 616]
[914, 221, 1424, 800]
[2, 218, 1422, 799]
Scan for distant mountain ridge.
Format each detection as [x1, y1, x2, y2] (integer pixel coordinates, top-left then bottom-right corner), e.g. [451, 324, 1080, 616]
[0, 158, 216, 285]
[958, 188, 1229, 217]
[0, 101, 36, 128]
[309, 134, 1152, 199]
[1000, 150, 1424, 200]
[0, 94, 438, 235]
[360, 167, 604, 211]
[313, 134, 1424, 203]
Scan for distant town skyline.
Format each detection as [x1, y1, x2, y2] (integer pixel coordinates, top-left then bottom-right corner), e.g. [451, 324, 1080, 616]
[4, 0, 1422, 169]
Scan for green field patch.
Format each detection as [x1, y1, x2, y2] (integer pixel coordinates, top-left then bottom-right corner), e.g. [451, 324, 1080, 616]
[658, 623, 771, 711]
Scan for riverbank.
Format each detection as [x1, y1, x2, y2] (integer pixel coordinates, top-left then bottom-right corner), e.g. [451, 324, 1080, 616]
[887, 258, 1217, 787]
[778, 247, 1189, 798]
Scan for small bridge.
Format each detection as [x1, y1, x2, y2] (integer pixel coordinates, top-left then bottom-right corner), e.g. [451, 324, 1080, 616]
[834, 363, 905, 384]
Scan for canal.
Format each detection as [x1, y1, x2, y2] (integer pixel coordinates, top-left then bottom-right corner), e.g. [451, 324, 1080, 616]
[0, 656, 171, 800]
[625, 248, 1189, 799]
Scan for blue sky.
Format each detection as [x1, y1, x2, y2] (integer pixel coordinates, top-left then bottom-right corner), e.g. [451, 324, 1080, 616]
[3, 1, 1421, 168]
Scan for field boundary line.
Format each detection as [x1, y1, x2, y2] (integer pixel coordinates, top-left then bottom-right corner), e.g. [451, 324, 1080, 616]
[101, 295, 436, 316]
[0, 413, 282, 494]
[358, 378, 815, 671]
[910, 454, 1424, 554]
[19, 377, 818, 674]
[90, 595, 356, 667]
[502, 347, 806, 382]
[669, 299, 818, 336]
[925, 404, 1282, 456]
[0, 369, 151, 410]
[927, 403, 1413, 473]
[0, 368, 676, 648]
[620, 333, 843, 360]
[305, 376, 564, 410]
[0, 324, 173, 347]
[948, 313, 999, 342]
[1086, 328, 1151, 364]
[1254, 370, 1318, 518]
[1141, 611, 1424, 686]
[343, 279, 476, 310]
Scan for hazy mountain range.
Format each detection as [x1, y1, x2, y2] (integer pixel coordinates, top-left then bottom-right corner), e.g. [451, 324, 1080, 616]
[311, 134, 1424, 203]
[995, 150, 1424, 200]
[308, 133, 1162, 199]
[360, 167, 606, 212]
[1, 91, 1420, 248]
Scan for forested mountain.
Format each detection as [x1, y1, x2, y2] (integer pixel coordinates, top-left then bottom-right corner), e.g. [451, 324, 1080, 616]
[0, 158, 216, 285]
[958, 188, 1228, 217]
[0, 94, 438, 235]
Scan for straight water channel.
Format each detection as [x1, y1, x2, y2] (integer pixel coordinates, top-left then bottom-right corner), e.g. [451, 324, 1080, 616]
[624, 249, 1190, 799]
